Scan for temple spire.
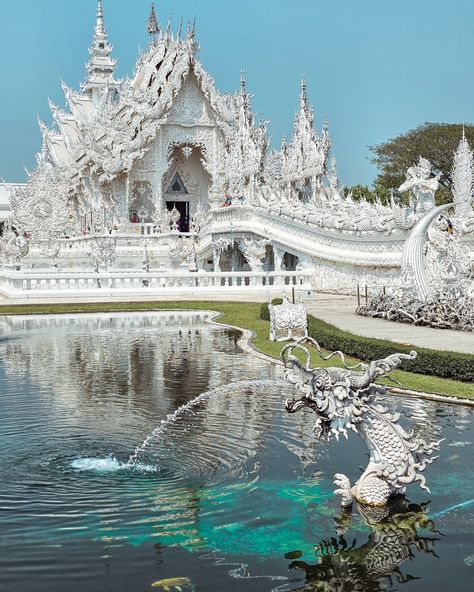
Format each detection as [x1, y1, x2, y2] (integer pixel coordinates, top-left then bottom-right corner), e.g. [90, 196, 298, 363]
[96, 0, 105, 35]
[147, 2, 159, 40]
[300, 76, 308, 109]
[83, 0, 117, 103]
[240, 69, 246, 92]
[238, 70, 253, 127]
[297, 75, 314, 127]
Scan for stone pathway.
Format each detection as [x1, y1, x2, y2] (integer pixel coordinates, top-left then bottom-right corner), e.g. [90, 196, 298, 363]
[306, 294, 473, 355]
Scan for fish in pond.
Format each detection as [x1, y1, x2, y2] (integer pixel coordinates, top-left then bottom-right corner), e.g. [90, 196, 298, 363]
[284, 550, 303, 560]
[151, 577, 193, 591]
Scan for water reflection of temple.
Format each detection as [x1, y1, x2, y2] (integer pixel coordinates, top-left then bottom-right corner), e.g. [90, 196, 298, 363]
[0, 312, 218, 413]
[0, 311, 289, 471]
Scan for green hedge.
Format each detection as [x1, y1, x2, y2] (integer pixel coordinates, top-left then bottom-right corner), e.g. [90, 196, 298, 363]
[260, 302, 474, 383]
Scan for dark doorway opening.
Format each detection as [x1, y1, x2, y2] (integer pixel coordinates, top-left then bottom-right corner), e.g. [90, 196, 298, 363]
[166, 201, 190, 232]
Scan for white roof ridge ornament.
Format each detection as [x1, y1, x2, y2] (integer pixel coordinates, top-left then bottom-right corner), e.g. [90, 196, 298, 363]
[147, 2, 160, 41]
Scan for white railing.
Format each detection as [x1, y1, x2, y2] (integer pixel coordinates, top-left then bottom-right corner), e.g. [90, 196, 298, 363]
[0, 269, 313, 299]
[209, 205, 405, 267]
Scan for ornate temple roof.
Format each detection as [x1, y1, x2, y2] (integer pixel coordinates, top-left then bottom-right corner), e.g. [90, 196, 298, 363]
[31, 0, 330, 195]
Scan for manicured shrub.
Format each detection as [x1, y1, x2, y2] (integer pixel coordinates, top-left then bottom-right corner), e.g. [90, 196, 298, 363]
[259, 303, 474, 382]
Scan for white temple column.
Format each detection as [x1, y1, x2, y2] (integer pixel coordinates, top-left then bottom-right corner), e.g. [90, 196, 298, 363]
[273, 247, 285, 271]
[212, 244, 221, 272]
[125, 174, 131, 220]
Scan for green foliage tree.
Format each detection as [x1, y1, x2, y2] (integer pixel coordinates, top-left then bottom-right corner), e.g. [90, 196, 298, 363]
[344, 184, 391, 205]
[370, 122, 474, 196]
[344, 184, 374, 202]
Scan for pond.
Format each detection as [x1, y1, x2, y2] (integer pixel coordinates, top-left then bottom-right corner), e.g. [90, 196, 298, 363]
[0, 312, 472, 592]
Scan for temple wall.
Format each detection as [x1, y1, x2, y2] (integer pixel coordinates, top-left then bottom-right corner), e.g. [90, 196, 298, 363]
[127, 137, 159, 220]
[311, 259, 401, 295]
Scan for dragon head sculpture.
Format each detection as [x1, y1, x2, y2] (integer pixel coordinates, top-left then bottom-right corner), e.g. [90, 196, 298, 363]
[282, 338, 417, 440]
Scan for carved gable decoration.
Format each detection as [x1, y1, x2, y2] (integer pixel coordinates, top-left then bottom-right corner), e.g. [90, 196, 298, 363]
[166, 173, 188, 195]
[165, 75, 214, 126]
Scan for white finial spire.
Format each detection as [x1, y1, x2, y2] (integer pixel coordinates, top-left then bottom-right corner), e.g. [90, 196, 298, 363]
[93, 0, 108, 42]
[453, 125, 474, 218]
[240, 69, 246, 92]
[147, 2, 159, 40]
[83, 0, 117, 103]
[300, 75, 309, 112]
[296, 75, 313, 127]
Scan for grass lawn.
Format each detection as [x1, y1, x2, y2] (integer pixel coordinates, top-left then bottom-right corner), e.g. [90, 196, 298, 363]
[0, 300, 473, 400]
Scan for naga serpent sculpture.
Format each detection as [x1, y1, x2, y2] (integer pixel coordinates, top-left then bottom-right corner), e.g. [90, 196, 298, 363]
[283, 338, 443, 507]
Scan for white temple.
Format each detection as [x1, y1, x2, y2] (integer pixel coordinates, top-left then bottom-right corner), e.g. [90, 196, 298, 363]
[0, 1, 473, 299]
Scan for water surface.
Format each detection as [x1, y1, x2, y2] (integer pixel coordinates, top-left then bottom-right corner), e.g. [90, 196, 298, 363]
[0, 312, 472, 591]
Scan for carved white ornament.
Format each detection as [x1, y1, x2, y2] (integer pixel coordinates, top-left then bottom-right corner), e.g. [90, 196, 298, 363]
[268, 298, 308, 342]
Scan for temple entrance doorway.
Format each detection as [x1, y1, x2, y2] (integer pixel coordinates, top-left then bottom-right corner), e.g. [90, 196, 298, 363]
[162, 144, 212, 224]
[166, 201, 190, 232]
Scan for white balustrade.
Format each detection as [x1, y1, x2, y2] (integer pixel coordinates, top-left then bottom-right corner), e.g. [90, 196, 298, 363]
[0, 269, 312, 299]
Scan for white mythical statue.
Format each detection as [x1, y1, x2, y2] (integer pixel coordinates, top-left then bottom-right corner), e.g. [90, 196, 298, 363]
[398, 156, 440, 214]
[0, 221, 30, 265]
[238, 237, 268, 271]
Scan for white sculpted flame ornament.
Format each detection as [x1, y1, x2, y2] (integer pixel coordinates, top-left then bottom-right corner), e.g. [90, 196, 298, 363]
[282, 338, 442, 508]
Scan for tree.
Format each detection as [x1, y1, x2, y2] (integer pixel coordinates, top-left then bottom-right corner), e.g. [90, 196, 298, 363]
[344, 184, 391, 205]
[370, 122, 474, 194]
[345, 184, 374, 202]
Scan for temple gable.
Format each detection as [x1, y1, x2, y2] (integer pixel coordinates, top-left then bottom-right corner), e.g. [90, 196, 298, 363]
[165, 74, 215, 127]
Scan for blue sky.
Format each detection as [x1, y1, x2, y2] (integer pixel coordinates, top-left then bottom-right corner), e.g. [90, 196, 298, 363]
[1, 0, 473, 186]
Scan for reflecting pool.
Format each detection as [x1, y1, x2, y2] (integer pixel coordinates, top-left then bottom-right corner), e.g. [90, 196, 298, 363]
[0, 312, 473, 591]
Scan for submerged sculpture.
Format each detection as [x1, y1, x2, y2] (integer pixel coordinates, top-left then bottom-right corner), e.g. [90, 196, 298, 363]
[268, 297, 308, 342]
[283, 338, 442, 507]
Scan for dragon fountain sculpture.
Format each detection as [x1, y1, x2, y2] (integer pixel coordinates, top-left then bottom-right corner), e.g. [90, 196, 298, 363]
[283, 338, 442, 507]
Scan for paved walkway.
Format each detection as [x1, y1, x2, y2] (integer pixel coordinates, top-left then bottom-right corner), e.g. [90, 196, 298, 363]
[0, 292, 472, 355]
[307, 294, 473, 355]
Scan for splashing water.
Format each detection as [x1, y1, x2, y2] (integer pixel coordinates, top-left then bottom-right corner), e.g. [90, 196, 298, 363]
[70, 380, 288, 473]
[432, 498, 474, 519]
[71, 456, 158, 473]
[127, 380, 288, 466]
